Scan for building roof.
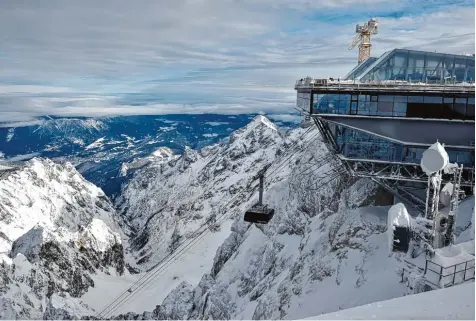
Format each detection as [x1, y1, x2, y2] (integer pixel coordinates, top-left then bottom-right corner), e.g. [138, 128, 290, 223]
[345, 49, 476, 83]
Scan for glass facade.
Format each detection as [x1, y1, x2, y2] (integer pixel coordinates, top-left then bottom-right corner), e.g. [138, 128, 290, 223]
[296, 48, 475, 169]
[346, 49, 476, 83]
[332, 124, 474, 167]
[344, 57, 378, 80]
[313, 93, 475, 120]
[297, 92, 311, 111]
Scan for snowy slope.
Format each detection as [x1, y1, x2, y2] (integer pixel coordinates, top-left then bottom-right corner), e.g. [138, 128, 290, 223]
[82, 219, 234, 316]
[158, 179, 410, 320]
[95, 116, 409, 319]
[0, 158, 129, 319]
[111, 116, 474, 320]
[116, 115, 294, 270]
[1, 115, 473, 320]
[304, 281, 475, 320]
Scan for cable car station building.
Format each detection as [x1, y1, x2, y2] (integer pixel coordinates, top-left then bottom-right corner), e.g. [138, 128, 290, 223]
[295, 49, 475, 212]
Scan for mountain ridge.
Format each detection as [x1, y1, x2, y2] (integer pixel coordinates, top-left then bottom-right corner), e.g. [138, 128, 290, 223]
[0, 115, 473, 320]
[0, 114, 298, 196]
[0, 158, 129, 319]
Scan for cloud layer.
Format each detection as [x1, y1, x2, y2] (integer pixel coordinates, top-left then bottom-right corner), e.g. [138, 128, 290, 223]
[0, 0, 474, 122]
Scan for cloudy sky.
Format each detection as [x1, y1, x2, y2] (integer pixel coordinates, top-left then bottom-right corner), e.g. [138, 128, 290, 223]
[0, 0, 474, 123]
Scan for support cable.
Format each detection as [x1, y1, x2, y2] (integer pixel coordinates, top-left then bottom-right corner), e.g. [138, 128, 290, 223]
[96, 126, 320, 318]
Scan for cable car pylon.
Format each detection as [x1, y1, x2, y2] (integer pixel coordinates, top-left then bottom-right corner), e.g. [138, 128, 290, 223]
[244, 164, 275, 224]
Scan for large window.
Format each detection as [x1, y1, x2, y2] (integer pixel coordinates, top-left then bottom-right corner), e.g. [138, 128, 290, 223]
[312, 92, 474, 120]
[333, 125, 474, 166]
[313, 94, 348, 114]
[358, 50, 475, 83]
[335, 126, 398, 162]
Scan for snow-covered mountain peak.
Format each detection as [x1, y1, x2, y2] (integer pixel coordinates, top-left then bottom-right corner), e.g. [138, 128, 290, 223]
[33, 118, 108, 136]
[229, 115, 280, 145]
[251, 114, 277, 131]
[115, 116, 291, 270]
[0, 156, 126, 254]
[119, 146, 178, 177]
[0, 157, 128, 319]
[182, 146, 198, 164]
[151, 147, 174, 160]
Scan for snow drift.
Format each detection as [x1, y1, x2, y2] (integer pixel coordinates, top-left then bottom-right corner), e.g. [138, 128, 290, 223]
[303, 281, 474, 320]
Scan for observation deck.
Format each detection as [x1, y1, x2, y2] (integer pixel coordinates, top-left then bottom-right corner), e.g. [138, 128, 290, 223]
[294, 49, 475, 211]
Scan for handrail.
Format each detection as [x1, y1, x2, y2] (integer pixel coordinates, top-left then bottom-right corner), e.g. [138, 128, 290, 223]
[424, 258, 475, 288]
[294, 77, 476, 92]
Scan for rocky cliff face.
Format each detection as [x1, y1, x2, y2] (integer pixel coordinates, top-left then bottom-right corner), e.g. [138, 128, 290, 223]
[117, 171, 408, 320]
[116, 115, 292, 270]
[0, 158, 127, 319]
[103, 115, 409, 319]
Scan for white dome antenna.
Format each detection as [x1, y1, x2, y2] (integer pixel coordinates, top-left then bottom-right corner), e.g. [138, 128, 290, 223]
[420, 141, 449, 175]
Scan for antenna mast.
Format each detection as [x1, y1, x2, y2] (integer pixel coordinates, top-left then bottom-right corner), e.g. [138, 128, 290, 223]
[349, 18, 379, 64]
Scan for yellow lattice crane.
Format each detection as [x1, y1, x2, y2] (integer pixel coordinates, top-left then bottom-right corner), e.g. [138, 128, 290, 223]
[349, 18, 379, 64]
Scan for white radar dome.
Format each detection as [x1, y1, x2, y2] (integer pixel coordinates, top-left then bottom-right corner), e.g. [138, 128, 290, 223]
[420, 142, 449, 175]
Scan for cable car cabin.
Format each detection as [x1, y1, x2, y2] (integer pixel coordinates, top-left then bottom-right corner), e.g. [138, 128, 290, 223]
[245, 165, 274, 224]
[244, 203, 275, 224]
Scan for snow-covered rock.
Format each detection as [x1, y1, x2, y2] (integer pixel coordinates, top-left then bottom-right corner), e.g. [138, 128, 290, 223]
[0, 158, 127, 319]
[119, 147, 177, 177]
[0, 158, 126, 253]
[169, 178, 408, 320]
[107, 115, 419, 319]
[116, 115, 289, 270]
[1, 115, 474, 320]
[115, 117, 474, 319]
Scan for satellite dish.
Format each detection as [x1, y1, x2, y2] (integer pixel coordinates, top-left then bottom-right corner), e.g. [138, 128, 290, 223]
[420, 142, 449, 175]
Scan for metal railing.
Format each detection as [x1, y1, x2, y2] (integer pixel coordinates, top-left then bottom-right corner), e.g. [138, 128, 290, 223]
[424, 258, 475, 288]
[295, 77, 476, 93]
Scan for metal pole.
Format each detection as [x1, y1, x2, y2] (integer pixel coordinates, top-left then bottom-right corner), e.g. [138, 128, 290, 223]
[258, 175, 264, 205]
[464, 261, 468, 281]
[445, 164, 463, 246]
[439, 265, 443, 284]
[425, 175, 432, 219]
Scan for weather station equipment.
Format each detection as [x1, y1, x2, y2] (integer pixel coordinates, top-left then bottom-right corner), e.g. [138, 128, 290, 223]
[388, 142, 466, 255]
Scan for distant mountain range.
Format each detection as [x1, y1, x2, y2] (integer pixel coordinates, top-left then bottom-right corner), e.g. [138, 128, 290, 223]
[0, 114, 298, 196]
